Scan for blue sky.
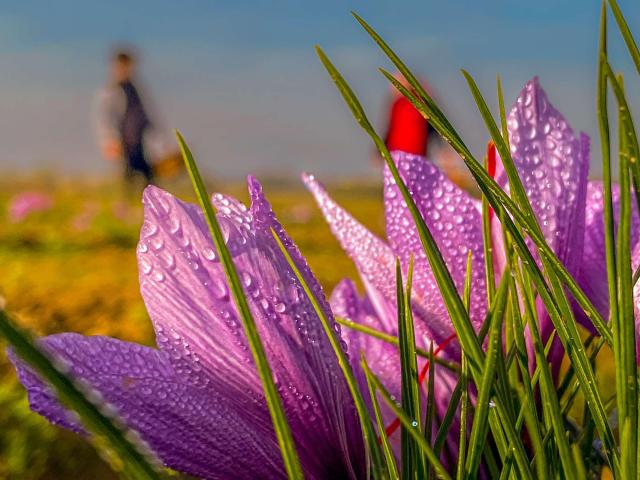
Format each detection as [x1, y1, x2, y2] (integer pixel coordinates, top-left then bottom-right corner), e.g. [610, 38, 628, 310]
[0, 1, 638, 178]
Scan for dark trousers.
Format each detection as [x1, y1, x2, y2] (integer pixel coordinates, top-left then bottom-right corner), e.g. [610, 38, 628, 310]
[124, 143, 153, 184]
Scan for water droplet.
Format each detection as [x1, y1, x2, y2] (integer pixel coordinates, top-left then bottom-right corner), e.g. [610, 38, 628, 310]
[203, 248, 217, 261]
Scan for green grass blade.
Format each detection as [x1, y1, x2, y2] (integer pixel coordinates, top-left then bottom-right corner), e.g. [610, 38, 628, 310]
[177, 132, 304, 480]
[613, 71, 638, 480]
[572, 444, 588, 480]
[597, 1, 619, 329]
[561, 338, 605, 416]
[607, 0, 640, 74]
[360, 352, 399, 480]
[507, 264, 548, 477]
[514, 332, 558, 432]
[424, 344, 436, 480]
[432, 371, 463, 458]
[351, 13, 469, 159]
[602, 60, 640, 212]
[464, 273, 508, 478]
[396, 259, 424, 478]
[460, 70, 530, 217]
[463, 250, 473, 312]
[496, 75, 509, 147]
[456, 356, 469, 480]
[362, 358, 452, 480]
[491, 398, 534, 480]
[512, 259, 576, 476]
[596, 18, 620, 463]
[497, 454, 514, 480]
[335, 317, 460, 372]
[0, 310, 162, 480]
[269, 227, 385, 477]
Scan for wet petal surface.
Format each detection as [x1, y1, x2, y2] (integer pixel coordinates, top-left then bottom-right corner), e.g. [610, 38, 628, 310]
[10, 334, 284, 480]
[499, 78, 589, 276]
[384, 152, 487, 330]
[138, 183, 364, 478]
[304, 173, 457, 355]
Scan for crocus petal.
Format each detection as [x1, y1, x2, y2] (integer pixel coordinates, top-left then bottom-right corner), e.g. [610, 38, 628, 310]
[246, 176, 365, 478]
[384, 151, 487, 330]
[303, 173, 457, 355]
[138, 183, 364, 478]
[581, 183, 618, 326]
[582, 182, 640, 329]
[10, 334, 284, 480]
[577, 182, 612, 328]
[303, 173, 399, 333]
[499, 77, 589, 277]
[492, 79, 589, 372]
[330, 278, 401, 414]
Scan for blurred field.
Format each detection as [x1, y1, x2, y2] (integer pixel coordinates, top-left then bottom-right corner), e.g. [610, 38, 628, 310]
[0, 172, 618, 479]
[0, 173, 385, 479]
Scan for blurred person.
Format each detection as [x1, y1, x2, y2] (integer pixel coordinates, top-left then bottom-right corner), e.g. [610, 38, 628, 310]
[383, 72, 438, 157]
[380, 72, 476, 193]
[94, 48, 157, 187]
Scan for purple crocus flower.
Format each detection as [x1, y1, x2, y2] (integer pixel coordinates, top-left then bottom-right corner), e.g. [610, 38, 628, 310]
[7, 191, 53, 222]
[303, 77, 640, 434]
[10, 178, 366, 479]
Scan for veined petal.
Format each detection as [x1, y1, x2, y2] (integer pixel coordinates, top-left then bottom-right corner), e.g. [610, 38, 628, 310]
[330, 279, 401, 416]
[303, 173, 398, 333]
[139, 185, 259, 392]
[246, 176, 365, 478]
[138, 184, 364, 478]
[500, 77, 589, 277]
[9, 334, 283, 480]
[303, 173, 457, 355]
[384, 151, 487, 329]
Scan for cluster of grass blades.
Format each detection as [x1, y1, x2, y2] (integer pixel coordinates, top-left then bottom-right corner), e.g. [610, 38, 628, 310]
[1, 1, 640, 479]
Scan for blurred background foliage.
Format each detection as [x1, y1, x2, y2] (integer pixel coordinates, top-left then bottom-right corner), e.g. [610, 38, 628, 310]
[0, 173, 384, 479]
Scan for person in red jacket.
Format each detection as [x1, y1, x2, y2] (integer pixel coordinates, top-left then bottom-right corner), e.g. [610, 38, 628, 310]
[379, 73, 478, 194]
[383, 73, 436, 157]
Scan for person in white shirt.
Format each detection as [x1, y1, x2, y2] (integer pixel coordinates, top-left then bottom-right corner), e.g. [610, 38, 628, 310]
[94, 48, 156, 185]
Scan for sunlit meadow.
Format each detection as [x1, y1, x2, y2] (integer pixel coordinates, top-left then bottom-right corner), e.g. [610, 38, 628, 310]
[0, 176, 381, 478]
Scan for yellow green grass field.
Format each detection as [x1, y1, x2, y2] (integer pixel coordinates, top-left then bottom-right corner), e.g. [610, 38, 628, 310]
[0, 174, 386, 479]
[0, 173, 616, 479]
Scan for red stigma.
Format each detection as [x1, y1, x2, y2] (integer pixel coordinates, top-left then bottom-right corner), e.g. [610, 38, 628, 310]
[380, 332, 458, 440]
[486, 141, 497, 222]
[486, 140, 496, 178]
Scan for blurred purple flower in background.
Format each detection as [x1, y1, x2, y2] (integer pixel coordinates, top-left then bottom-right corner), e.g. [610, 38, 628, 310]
[71, 201, 99, 231]
[7, 191, 53, 222]
[10, 180, 366, 480]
